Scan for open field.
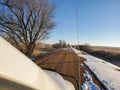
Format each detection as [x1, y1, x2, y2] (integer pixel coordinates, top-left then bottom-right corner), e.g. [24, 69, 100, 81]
[32, 43, 55, 57]
[90, 46, 120, 54]
[79, 45, 120, 67]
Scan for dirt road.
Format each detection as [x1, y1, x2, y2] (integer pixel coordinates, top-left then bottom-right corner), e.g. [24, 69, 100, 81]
[35, 49, 105, 90]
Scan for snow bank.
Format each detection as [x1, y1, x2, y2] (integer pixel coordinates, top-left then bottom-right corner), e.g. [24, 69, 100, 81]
[82, 70, 100, 90]
[71, 47, 120, 90]
[70, 46, 82, 53]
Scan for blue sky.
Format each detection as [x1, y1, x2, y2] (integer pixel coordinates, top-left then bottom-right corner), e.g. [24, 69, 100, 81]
[45, 0, 120, 47]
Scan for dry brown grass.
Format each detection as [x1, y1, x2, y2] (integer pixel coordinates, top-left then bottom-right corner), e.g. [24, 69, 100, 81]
[90, 46, 120, 54]
[32, 43, 55, 57]
[32, 49, 42, 57]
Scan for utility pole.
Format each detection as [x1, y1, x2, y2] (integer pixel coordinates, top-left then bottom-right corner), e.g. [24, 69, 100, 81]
[76, 6, 81, 90]
[76, 6, 79, 51]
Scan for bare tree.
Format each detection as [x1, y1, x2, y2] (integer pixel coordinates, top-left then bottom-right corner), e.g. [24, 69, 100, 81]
[59, 40, 66, 48]
[0, 0, 55, 57]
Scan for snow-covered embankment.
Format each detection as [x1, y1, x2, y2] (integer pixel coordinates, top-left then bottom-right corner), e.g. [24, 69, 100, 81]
[71, 47, 120, 90]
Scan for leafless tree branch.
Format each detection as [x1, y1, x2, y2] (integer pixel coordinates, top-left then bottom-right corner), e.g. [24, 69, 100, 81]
[0, 0, 55, 57]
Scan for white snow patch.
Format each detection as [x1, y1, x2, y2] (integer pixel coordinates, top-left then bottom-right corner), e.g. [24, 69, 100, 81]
[52, 48, 69, 53]
[70, 46, 82, 53]
[30, 57, 35, 61]
[71, 47, 120, 90]
[82, 70, 100, 90]
[80, 63, 84, 68]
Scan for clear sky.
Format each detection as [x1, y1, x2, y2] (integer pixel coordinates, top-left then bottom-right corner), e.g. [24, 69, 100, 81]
[45, 0, 120, 47]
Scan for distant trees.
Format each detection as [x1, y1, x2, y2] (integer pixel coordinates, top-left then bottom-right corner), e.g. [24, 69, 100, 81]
[52, 43, 61, 48]
[52, 40, 67, 48]
[59, 40, 66, 47]
[73, 43, 92, 52]
[0, 0, 55, 57]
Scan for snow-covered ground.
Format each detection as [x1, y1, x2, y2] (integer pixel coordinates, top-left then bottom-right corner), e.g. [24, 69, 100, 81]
[82, 70, 100, 90]
[71, 47, 120, 90]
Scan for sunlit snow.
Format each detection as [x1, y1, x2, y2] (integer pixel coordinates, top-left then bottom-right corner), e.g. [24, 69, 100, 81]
[71, 47, 120, 90]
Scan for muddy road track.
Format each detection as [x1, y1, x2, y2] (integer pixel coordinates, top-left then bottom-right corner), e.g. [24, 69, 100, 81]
[35, 49, 106, 90]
